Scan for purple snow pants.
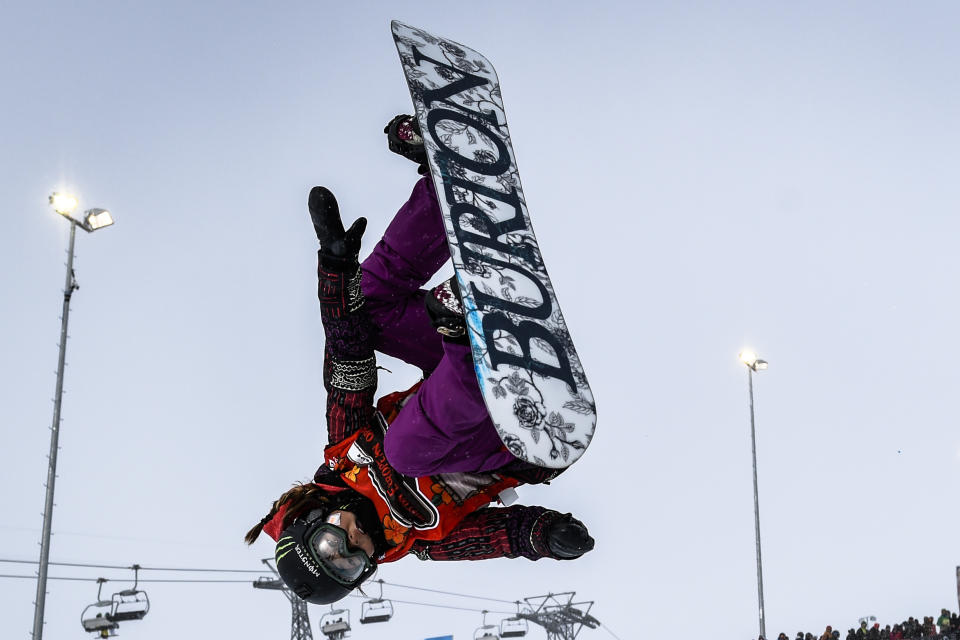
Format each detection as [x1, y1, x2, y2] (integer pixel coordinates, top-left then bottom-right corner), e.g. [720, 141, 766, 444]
[359, 177, 516, 477]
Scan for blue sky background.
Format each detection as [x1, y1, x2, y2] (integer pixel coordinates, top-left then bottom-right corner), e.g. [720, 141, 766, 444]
[2, 2, 959, 639]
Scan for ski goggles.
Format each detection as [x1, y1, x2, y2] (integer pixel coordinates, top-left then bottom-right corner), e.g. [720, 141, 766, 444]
[303, 519, 375, 586]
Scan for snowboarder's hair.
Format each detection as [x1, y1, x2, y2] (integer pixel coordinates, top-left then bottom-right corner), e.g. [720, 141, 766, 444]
[244, 483, 334, 545]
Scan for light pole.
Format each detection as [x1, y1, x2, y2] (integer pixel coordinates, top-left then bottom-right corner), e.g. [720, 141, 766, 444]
[32, 192, 114, 640]
[739, 349, 768, 640]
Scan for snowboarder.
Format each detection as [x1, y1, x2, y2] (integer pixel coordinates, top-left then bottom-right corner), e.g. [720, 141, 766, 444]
[245, 116, 593, 605]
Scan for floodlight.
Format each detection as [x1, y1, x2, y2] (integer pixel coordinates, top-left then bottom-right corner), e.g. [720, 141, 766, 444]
[84, 208, 114, 231]
[739, 350, 768, 372]
[49, 192, 79, 216]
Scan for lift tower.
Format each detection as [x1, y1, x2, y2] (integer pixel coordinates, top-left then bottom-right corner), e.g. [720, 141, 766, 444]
[253, 559, 313, 640]
[516, 592, 600, 640]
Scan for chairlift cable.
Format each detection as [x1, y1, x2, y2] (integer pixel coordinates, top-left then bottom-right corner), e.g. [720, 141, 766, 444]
[116, 578, 266, 583]
[0, 573, 553, 617]
[0, 574, 511, 602]
[378, 579, 518, 604]
[0, 558, 267, 573]
[2, 561, 564, 617]
[386, 597, 513, 615]
[1, 573, 94, 581]
[1, 559, 523, 604]
[0, 574, 260, 583]
[137, 565, 266, 573]
[0, 572, 517, 602]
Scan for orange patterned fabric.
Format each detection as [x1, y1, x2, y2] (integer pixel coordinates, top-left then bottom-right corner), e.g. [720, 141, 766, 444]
[322, 392, 519, 563]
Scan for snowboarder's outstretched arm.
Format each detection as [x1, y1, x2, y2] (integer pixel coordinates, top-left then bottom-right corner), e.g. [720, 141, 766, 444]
[408, 506, 594, 561]
[309, 186, 378, 446]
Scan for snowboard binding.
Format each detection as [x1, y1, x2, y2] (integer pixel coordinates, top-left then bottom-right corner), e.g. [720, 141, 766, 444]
[425, 276, 467, 344]
[384, 114, 428, 174]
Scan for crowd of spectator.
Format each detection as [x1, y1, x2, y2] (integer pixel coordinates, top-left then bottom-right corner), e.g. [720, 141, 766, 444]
[762, 609, 959, 640]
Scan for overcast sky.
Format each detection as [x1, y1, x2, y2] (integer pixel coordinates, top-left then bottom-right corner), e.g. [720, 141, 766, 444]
[2, 2, 958, 639]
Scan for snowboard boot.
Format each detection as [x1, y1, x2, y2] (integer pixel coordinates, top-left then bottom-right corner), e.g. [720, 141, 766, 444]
[425, 276, 468, 345]
[384, 114, 428, 174]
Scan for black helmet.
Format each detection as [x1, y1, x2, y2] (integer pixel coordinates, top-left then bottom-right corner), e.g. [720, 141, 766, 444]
[275, 508, 376, 604]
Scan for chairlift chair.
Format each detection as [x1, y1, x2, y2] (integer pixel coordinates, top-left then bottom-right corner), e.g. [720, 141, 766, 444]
[359, 579, 394, 624]
[500, 616, 528, 638]
[500, 602, 528, 638]
[108, 565, 150, 622]
[319, 607, 351, 639]
[110, 589, 150, 622]
[82, 607, 119, 635]
[359, 599, 393, 624]
[474, 625, 500, 640]
[475, 610, 500, 640]
[81, 578, 119, 635]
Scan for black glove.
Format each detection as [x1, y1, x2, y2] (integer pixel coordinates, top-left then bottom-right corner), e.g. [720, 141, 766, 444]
[384, 114, 429, 174]
[308, 186, 367, 271]
[547, 514, 594, 559]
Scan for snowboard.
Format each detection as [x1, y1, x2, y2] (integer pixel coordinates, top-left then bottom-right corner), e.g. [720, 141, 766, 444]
[391, 21, 596, 469]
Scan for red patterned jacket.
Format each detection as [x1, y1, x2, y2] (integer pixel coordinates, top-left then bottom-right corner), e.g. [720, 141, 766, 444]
[312, 260, 565, 562]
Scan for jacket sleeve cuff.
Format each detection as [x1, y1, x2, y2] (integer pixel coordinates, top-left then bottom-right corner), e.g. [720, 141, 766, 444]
[529, 509, 566, 559]
[318, 260, 365, 318]
[327, 356, 378, 391]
